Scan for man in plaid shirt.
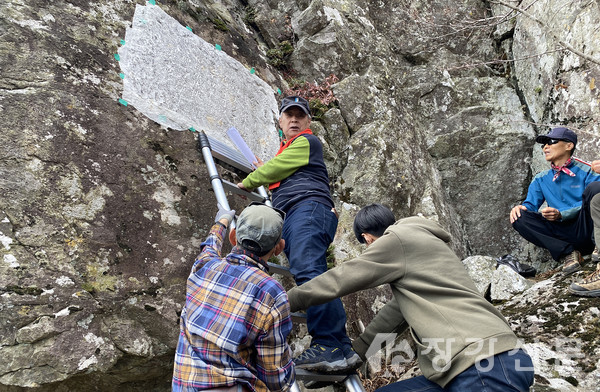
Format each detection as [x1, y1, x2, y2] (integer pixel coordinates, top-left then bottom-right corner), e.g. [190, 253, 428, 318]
[172, 203, 295, 392]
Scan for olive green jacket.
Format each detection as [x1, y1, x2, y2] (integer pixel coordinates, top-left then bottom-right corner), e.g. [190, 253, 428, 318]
[287, 216, 520, 387]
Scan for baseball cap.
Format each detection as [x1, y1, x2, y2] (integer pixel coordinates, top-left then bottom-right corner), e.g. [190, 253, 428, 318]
[535, 127, 577, 146]
[236, 202, 285, 256]
[279, 96, 311, 116]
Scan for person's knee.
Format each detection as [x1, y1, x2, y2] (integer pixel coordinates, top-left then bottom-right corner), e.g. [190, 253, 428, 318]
[511, 210, 532, 231]
[584, 182, 600, 199]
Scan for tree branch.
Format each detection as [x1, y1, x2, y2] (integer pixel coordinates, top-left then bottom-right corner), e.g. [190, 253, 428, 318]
[444, 48, 566, 71]
[491, 0, 600, 66]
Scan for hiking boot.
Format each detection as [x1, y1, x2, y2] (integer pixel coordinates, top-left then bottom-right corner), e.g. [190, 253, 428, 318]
[343, 346, 363, 370]
[561, 250, 584, 275]
[294, 344, 348, 372]
[569, 264, 600, 297]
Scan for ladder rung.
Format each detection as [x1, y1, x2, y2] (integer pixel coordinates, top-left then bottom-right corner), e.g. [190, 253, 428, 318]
[208, 136, 254, 174]
[267, 262, 293, 277]
[295, 369, 355, 382]
[290, 312, 307, 324]
[221, 180, 266, 203]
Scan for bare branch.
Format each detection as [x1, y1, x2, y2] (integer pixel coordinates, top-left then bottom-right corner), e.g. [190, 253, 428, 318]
[490, 0, 600, 66]
[513, 119, 599, 137]
[444, 48, 566, 71]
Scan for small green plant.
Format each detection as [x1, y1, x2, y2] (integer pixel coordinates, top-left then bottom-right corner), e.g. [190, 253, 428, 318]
[285, 76, 306, 89]
[211, 17, 228, 32]
[326, 244, 336, 269]
[268, 255, 281, 265]
[81, 282, 96, 293]
[243, 6, 257, 27]
[267, 41, 294, 69]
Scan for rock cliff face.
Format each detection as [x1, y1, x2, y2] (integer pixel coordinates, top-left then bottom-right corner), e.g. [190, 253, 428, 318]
[1, 0, 599, 390]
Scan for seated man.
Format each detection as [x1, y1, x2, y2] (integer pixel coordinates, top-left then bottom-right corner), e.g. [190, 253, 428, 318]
[288, 204, 534, 391]
[510, 127, 600, 274]
[172, 203, 294, 392]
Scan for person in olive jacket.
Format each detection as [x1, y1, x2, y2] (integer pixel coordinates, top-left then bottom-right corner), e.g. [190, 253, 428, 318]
[287, 204, 534, 391]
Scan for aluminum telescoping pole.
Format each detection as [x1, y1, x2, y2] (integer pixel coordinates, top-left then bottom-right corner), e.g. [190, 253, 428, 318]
[289, 379, 302, 392]
[344, 374, 367, 392]
[198, 131, 235, 224]
[257, 186, 272, 207]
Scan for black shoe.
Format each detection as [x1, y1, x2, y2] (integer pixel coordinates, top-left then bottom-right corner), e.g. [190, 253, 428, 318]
[496, 254, 537, 277]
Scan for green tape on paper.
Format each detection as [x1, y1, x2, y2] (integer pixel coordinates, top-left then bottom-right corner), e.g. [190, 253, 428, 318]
[120, 39, 125, 45]
[189, 127, 197, 133]
[114, 53, 120, 61]
[158, 115, 167, 122]
[215, 44, 222, 51]
[186, 26, 192, 32]
[277, 88, 282, 95]
[118, 99, 128, 106]
[119, 73, 125, 79]
[148, 0, 156, 4]
[250, 67, 255, 74]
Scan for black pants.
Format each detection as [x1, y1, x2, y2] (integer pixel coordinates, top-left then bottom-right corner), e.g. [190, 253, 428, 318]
[512, 182, 600, 261]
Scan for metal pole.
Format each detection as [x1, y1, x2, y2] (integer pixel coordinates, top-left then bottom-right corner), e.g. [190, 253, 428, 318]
[344, 374, 366, 392]
[198, 131, 237, 227]
[198, 131, 233, 211]
[289, 380, 302, 392]
[257, 186, 272, 207]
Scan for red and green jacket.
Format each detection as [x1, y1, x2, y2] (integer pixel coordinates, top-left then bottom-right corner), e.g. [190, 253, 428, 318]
[241, 129, 333, 213]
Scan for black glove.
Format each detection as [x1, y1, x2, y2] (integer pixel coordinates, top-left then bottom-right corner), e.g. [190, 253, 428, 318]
[215, 203, 235, 225]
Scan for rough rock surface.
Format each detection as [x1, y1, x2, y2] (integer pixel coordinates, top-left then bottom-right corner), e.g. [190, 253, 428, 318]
[1, 0, 600, 390]
[491, 264, 534, 301]
[461, 255, 496, 295]
[501, 269, 600, 391]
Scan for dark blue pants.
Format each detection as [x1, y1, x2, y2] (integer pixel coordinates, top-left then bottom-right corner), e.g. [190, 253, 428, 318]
[282, 201, 351, 349]
[375, 349, 534, 392]
[512, 182, 600, 261]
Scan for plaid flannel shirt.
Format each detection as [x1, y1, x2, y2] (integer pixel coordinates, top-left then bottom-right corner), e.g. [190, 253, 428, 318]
[172, 222, 295, 392]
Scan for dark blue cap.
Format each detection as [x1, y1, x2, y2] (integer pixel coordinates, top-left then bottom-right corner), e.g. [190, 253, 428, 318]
[279, 96, 311, 116]
[535, 127, 577, 146]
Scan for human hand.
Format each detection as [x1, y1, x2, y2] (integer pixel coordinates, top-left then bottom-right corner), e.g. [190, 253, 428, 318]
[541, 207, 561, 221]
[237, 182, 249, 191]
[215, 203, 235, 225]
[253, 156, 264, 168]
[510, 205, 527, 223]
[592, 160, 600, 174]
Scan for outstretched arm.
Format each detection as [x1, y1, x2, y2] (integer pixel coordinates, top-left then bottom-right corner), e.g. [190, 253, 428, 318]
[287, 232, 405, 312]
